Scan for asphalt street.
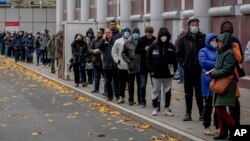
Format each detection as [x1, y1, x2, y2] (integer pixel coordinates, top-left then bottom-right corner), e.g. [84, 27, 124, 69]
[0, 59, 170, 141]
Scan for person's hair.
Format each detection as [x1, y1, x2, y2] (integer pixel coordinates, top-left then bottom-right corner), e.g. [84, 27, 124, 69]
[74, 33, 84, 40]
[110, 20, 117, 24]
[145, 26, 154, 33]
[99, 28, 105, 33]
[57, 30, 64, 36]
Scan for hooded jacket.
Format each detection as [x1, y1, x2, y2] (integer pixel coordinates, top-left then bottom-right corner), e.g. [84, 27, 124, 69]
[146, 27, 177, 78]
[211, 32, 237, 107]
[176, 28, 206, 71]
[40, 33, 51, 50]
[112, 36, 130, 70]
[198, 33, 218, 97]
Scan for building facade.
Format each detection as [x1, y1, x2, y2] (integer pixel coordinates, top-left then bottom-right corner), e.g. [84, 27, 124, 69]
[57, 0, 250, 88]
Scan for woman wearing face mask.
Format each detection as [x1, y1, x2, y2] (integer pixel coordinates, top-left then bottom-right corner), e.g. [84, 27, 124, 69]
[198, 33, 218, 135]
[209, 32, 237, 140]
[147, 27, 177, 116]
[71, 34, 88, 87]
[25, 33, 35, 63]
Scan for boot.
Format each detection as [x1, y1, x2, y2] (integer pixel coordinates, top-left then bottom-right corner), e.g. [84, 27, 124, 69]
[183, 113, 192, 121]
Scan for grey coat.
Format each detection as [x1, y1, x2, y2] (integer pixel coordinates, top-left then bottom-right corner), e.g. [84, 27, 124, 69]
[121, 39, 140, 74]
[40, 34, 51, 50]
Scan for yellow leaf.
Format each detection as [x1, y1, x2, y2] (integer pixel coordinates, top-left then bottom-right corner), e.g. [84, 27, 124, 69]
[32, 131, 43, 136]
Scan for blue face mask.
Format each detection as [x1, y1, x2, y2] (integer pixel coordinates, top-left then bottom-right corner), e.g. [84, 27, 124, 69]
[210, 42, 217, 49]
[132, 33, 140, 40]
[123, 32, 130, 39]
[190, 26, 199, 34]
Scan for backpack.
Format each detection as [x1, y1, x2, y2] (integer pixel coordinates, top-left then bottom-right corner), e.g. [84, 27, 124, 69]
[232, 42, 245, 77]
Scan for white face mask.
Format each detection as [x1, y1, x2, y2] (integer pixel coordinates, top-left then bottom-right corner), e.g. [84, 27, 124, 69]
[160, 36, 168, 42]
[190, 26, 199, 34]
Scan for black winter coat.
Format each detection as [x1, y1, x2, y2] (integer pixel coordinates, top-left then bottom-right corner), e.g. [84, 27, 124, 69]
[175, 31, 206, 71]
[135, 35, 156, 73]
[97, 38, 115, 69]
[71, 40, 88, 67]
[89, 38, 103, 67]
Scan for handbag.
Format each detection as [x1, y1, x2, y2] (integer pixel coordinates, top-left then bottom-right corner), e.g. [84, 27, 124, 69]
[209, 75, 234, 95]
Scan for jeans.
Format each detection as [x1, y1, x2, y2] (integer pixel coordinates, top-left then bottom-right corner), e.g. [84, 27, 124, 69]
[178, 63, 184, 81]
[140, 71, 148, 105]
[26, 48, 34, 63]
[128, 73, 140, 103]
[93, 65, 102, 91]
[36, 48, 42, 65]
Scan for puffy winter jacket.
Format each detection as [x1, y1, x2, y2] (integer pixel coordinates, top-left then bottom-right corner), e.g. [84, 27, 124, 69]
[198, 33, 218, 97]
[97, 38, 115, 69]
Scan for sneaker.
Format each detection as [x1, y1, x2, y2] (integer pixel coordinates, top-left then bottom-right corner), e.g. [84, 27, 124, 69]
[183, 114, 192, 121]
[91, 90, 99, 93]
[178, 80, 184, 84]
[117, 97, 125, 104]
[128, 101, 136, 106]
[152, 109, 158, 116]
[141, 103, 146, 108]
[204, 127, 214, 136]
[163, 108, 174, 116]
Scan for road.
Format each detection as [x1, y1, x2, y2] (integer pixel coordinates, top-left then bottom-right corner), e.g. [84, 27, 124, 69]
[0, 59, 171, 141]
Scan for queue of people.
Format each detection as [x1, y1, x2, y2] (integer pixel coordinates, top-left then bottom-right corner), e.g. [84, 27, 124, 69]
[1, 17, 249, 141]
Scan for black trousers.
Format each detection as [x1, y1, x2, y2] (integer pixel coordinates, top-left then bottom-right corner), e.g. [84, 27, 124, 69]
[203, 96, 217, 128]
[128, 73, 140, 103]
[118, 69, 128, 98]
[104, 69, 119, 100]
[86, 69, 93, 83]
[184, 68, 203, 115]
[73, 64, 85, 84]
[229, 97, 240, 125]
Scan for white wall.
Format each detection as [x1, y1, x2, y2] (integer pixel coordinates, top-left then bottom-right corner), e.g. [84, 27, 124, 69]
[0, 8, 56, 35]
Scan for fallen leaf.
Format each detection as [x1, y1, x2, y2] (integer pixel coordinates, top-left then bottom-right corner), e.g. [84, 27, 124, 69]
[74, 95, 89, 102]
[151, 136, 163, 141]
[20, 115, 28, 119]
[0, 123, 7, 127]
[63, 102, 73, 106]
[107, 117, 112, 121]
[128, 137, 134, 141]
[110, 127, 118, 130]
[134, 122, 151, 129]
[48, 118, 54, 123]
[30, 84, 38, 88]
[110, 111, 120, 116]
[98, 134, 106, 137]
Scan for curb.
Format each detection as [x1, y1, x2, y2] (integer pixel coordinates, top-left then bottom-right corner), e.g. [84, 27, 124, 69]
[8, 58, 205, 141]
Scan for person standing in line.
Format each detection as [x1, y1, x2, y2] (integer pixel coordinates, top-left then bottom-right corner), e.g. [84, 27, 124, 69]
[220, 20, 243, 126]
[25, 32, 35, 63]
[97, 28, 119, 101]
[47, 34, 57, 74]
[71, 33, 89, 87]
[174, 30, 186, 84]
[55, 30, 64, 79]
[89, 28, 105, 93]
[112, 27, 131, 104]
[209, 32, 237, 140]
[176, 17, 205, 121]
[13, 31, 25, 62]
[121, 27, 141, 106]
[34, 32, 42, 66]
[198, 33, 218, 135]
[135, 26, 156, 108]
[85, 28, 95, 84]
[40, 29, 51, 67]
[147, 27, 177, 116]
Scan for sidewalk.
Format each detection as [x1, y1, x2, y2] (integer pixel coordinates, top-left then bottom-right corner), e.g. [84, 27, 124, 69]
[5, 57, 250, 141]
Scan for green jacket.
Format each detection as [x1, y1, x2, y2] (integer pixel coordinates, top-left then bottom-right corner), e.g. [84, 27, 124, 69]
[47, 39, 56, 59]
[212, 33, 237, 107]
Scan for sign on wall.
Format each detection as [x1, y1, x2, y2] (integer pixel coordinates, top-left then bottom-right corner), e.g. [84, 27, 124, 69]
[5, 22, 20, 32]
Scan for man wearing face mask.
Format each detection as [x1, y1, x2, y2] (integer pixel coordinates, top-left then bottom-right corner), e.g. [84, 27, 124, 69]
[121, 28, 141, 105]
[25, 32, 35, 63]
[112, 27, 131, 104]
[13, 31, 25, 62]
[147, 27, 177, 116]
[176, 17, 206, 121]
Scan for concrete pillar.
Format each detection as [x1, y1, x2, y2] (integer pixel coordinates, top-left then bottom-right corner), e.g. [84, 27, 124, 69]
[56, 0, 64, 32]
[120, 0, 132, 28]
[81, 0, 90, 22]
[67, 0, 76, 21]
[97, 0, 108, 28]
[194, 0, 211, 34]
[150, 0, 164, 35]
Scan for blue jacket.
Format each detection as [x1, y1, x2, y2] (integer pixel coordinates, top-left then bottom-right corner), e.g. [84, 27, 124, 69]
[13, 36, 25, 49]
[25, 36, 35, 49]
[198, 33, 218, 97]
